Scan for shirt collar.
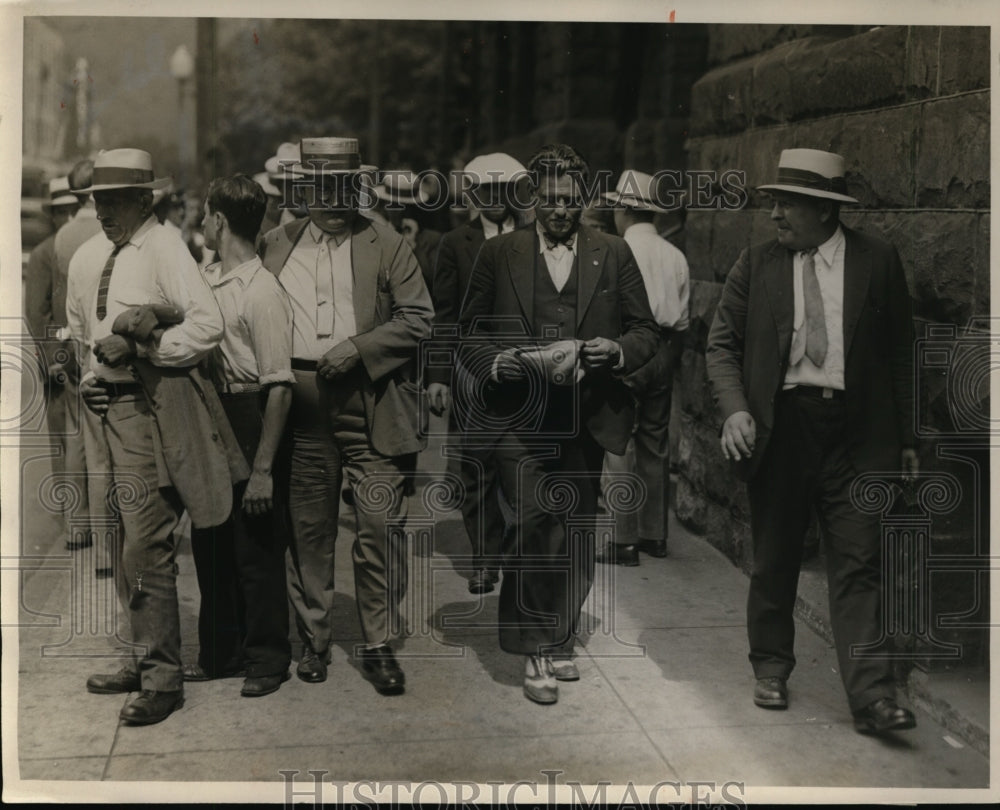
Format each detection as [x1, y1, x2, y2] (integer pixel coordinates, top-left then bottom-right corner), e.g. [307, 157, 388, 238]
[205, 256, 262, 289]
[119, 215, 159, 250]
[536, 221, 577, 254]
[809, 225, 844, 267]
[624, 222, 658, 238]
[307, 220, 351, 246]
[481, 214, 515, 240]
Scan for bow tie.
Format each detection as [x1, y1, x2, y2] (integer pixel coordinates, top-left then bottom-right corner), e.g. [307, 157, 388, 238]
[542, 232, 576, 251]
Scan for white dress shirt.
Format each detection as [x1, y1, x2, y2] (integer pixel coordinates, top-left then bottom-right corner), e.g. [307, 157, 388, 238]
[784, 225, 846, 390]
[622, 222, 690, 331]
[278, 221, 358, 360]
[203, 257, 295, 386]
[536, 221, 576, 292]
[66, 216, 223, 383]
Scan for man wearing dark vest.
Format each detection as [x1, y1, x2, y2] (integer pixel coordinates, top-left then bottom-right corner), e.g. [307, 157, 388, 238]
[459, 143, 659, 704]
[706, 148, 918, 735]
[426, 152, 526, 595]
[259, 137, 433, 695]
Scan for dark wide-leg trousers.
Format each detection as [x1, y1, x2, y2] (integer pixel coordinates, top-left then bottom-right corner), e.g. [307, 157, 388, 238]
[746, 389, 896, 712]
[189, 391, 292, 678]
[494, 428, 604, 656]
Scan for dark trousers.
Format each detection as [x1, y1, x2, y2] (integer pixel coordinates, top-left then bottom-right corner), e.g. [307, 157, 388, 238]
[189, 392, 292, 678]
[494, 419, 604, 656]
[447, 409, 507, 573]
[747, 388, 895, 711]
[285, 368, 409, 652]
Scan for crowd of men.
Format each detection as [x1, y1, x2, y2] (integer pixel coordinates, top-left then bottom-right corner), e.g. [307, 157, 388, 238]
[24, 136, 918, 738]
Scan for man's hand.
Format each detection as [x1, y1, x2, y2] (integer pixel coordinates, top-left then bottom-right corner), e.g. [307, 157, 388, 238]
[93, 335, 137, 367]
[242, 470, 274, 516]
[720, 410, 756, 462]
[427, 383, 451, 416]
[580, 337, 621, 370]
[79, 376, 110, 416]
[901, 447, 919, 482]
[495, 349, 528, 382]
[317, 340, 361, 380]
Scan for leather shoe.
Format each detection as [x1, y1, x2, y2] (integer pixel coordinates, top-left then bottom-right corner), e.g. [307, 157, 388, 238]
[468, 569, 500, 594]
[183, 662, 245, 682]
[66, 535, 93, 551]
[753, 676, 788, 709]
[87, 667, 140, 694]
[360, 646, 405, 695]
[296, 648, 330, 683]
[241, 670, 291, 698]
[595, 543, 640, 566]
[523, 655, 558, 704]
[853, 698, 916, 734]
[636, 538, 668, 558]
[119, 690, 184, 725]
[550, 657, 580, 681]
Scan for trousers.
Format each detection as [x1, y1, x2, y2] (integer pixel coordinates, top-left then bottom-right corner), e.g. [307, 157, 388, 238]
[285, 367, 409, 653]
[102, 393, 184, 692]
[746, 388, 896, 711]
[189, 391, 292, 677]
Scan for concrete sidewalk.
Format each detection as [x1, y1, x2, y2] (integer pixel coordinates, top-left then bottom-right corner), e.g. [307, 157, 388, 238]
[11, 418, 990, 793]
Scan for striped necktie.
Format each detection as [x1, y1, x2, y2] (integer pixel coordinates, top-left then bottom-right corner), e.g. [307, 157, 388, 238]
[95, 244, 123, 321]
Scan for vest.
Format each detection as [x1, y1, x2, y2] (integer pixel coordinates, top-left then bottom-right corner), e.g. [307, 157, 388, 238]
[532, 249, 579, 340]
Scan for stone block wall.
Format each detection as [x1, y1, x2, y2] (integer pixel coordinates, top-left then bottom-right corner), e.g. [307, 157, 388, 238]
[679, 25, 990, 667]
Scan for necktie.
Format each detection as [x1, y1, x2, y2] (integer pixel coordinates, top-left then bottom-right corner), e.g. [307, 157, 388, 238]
[791, 248, 828, 367]
[315, 238, 335, 338]
[95, 245, 123, 321]
[497, 222, 504, 235]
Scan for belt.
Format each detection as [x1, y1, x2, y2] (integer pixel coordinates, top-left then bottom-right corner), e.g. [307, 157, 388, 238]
[97, 381, 144, 398]
[786, 385, 844, 401]
[291, 358, 318, 371]
[219, 381, 263, 394]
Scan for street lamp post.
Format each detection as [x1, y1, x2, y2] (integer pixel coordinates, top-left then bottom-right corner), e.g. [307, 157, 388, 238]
[169, 44, 194, 188]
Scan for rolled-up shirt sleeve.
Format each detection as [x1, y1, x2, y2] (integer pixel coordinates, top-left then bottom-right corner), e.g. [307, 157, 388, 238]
[245, 274, 295, 386]
[147, 234, 223, 366]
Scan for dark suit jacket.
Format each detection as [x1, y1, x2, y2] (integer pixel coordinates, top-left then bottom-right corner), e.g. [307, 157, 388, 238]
[705, 225, 915, 482]
[259, 215, 434, 458]
[427, 218, 487, 386]
[458, 223, 660, 455]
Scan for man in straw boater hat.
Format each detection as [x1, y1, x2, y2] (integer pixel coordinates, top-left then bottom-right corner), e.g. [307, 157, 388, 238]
[259, 137, 433, 695]
[24, 177, 85, 545]
[459, 143, 659, 704]
[426, 152, 526, 596]
[71, 148, 241, 726]
[596, 169, 690, 566]
[706, 148, 918, 734]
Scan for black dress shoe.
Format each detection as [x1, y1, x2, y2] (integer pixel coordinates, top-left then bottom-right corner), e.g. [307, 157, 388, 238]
[241, 670, 291, 697]
[853, 698, 916, 734]
[468, 569, 499, 594]
[66, 535, 94, 551]
[595, 543, 640, 566]
[296, 648, 330, 683]
[87, 667, 140, 694]
[753, 676, 788, 709]
[636, 538, 668, 558]
[360, 646, 405, 695]
[119, 690, 184, 725]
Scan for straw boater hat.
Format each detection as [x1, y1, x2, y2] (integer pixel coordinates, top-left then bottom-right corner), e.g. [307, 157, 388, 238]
[461, 153, 527, 186]
[44, 176, 79, 209]
[375, 169, 427, 205]
[757, 148, 858, 203]
[602, 170, 671, 213]
[253, 171, 282, 198]
[79, 148, 171, 192]
[265, 141, 301, 182]
[292, 137, 377, 177]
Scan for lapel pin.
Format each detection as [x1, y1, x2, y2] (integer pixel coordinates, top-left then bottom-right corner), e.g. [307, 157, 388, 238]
[593, 259, 599, 265]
